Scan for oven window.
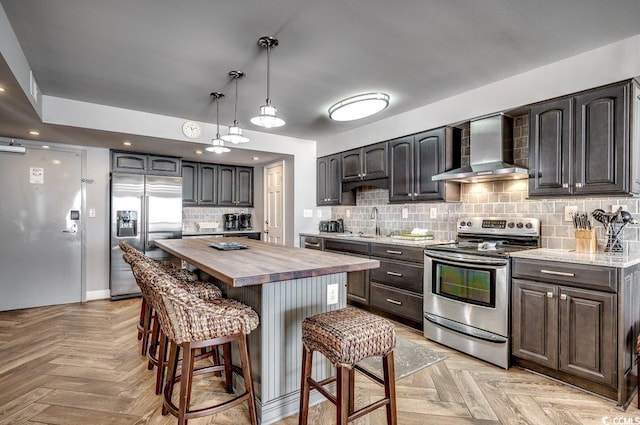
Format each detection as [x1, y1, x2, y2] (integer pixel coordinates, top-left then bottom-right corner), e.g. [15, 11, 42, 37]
[434, 263, 495, 307]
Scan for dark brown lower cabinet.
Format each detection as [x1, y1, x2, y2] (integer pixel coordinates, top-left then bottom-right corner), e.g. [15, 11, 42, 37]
[511, 258, 639, 409]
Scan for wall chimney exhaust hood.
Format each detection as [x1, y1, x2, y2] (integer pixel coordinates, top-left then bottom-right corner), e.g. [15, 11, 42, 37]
[432, 114, 529, 183]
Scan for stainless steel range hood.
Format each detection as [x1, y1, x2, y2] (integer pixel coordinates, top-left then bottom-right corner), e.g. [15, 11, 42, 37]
[432, 114, 528, 183]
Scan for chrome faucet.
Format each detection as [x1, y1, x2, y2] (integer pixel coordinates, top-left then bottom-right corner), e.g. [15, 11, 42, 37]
[371, 207, 381, 236]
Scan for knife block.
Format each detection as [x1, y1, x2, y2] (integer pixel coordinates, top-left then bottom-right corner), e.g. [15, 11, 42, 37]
[575, 228, 597, 253]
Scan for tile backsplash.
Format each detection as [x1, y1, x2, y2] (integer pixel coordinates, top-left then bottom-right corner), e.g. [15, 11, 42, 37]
[331, 114, 640, 254]
[182, 207, 254, 232]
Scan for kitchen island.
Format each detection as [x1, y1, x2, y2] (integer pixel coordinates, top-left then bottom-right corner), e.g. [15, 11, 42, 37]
[154, 237, 380, 424]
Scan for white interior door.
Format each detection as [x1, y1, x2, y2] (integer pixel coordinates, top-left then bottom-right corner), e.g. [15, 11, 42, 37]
[0, 147, 83, 311]
[264, 161, 284, 244]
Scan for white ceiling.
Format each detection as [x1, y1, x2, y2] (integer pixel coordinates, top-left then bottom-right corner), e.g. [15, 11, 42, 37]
[1, 0, 640, 161]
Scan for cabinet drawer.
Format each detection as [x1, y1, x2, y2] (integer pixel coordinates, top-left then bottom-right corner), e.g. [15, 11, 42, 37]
[512, 259, 617, 292]
[370, 244, 423, 263]
[324, 239, 370, 256]
[370, 260, 423, 294]
[300, 236, 324, 250]
[369, 282, 423, 323]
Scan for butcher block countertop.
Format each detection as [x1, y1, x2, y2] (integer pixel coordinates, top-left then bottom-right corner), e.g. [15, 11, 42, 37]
[155, 237, 380, 287]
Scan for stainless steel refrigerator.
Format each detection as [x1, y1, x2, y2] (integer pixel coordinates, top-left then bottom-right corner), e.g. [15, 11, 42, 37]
[110, 173, 183, 299]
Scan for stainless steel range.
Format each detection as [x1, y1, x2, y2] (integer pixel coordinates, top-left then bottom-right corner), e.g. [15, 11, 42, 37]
[423, 217, 540, 369]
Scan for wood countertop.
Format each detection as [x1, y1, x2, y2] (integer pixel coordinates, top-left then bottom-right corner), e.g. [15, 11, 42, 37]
[155, 237, 380, 287]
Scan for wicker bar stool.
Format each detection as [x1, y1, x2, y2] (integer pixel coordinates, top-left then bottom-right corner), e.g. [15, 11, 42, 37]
[148, 273, 259, 425]
[127, 255, 223, 395]
[299, 307, 397, 425]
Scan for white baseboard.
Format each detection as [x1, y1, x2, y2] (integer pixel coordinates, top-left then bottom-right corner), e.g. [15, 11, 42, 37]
[86, 289, 111, 301]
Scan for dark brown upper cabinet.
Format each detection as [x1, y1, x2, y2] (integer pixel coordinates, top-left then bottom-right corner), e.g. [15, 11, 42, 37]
[181, 162, 218, 206]
[111, 151, 181, 176]
[317, 154, 355, 206]
[389, 127, 461, 202]
[529, 80, 636, 197]
[218, 165, 253, 207]
[341, 142, 388, 182]
[182, 161, 198, 205]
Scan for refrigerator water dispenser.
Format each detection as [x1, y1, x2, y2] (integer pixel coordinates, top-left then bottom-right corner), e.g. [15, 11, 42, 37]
[116, 210, 138, 237]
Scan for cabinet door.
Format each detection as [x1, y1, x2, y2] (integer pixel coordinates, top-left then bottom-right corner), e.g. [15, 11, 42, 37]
[511, 279, 558, 369]
[235, 167, 253, 207]
[217, 165, 236, 206]
[347, 270, 369, 305]
[559, 287, 616, 386]
[148, 156, 181, 176]
[528, 98, 572, 196]
[341, 148, 362, 182]
[111, 152, 147, 174]
[414, 129, 445, 201]
[181, 162, 198, 205]
[316, 156, 330, 205]
[389, 136, 414, 202]
[574, 83, 628, 195]
[362, 142, 388, 180]
[198, 163, 218, 205]
[327, 154, 341, 203]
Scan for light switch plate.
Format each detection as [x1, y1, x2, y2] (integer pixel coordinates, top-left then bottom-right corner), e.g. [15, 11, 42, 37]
[401, 208, 408, 219]
[303, 209, 312, 218]
[564, 206, 577, 222]
[317, 209, 322, 218]
[327, 283, 339, 305]
[430, 207, 438, 219]
[346, 209, 351, 218]
[89, 208, 96, 218]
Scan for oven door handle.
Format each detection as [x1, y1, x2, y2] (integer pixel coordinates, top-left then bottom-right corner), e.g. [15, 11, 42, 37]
[424, 313, 508, 344]
[424, 250, 509, 267]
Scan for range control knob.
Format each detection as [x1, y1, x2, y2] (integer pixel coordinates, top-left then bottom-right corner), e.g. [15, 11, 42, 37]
[516, 222, 524, 228]
[459, 221, 466, 227]
[466, 221, 473, 227]
[507, 222, 515, 228]
[525, 223, 533, 229]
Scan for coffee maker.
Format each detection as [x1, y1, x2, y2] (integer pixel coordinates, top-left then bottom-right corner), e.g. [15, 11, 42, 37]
[223, 213, 239, 231]
[239, 213, 252, 230]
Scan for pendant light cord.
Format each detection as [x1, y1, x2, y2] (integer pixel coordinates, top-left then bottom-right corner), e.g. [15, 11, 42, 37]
[265, 44, 271, 105]
[234, 77, 239, 124]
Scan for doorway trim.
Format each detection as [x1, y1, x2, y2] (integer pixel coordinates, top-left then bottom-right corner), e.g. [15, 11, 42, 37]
[263, 160, 286, 245]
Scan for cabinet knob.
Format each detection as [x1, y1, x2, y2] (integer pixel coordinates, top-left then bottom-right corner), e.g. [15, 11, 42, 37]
[562, 183, 569, 188]
[546, 292, 554, 298]
[575, 183, 583, 188]
[413, 193, 418, 197]
[560, 294, 567, 300]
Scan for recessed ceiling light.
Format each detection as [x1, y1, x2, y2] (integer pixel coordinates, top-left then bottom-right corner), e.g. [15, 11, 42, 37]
[52, 159, 61, 165]
[42, 145, 50, 149]
[0, 87, 5, 92]
[195, 150, 203, 155]
[123, 141, 132, 146]
[329, 92, 390, 121]
[252, 157, 259, 161]
[29, 130, 40, 135]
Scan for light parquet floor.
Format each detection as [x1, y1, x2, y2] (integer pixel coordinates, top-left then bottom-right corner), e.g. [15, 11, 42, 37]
[0, 298, 638, 425]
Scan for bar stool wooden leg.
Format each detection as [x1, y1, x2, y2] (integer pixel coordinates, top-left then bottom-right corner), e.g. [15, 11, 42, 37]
[178, 342, 195, 425]
[383, 351, 397, 425]
[336, 366, 350, 425]
[163, 342, 179, 416]
[348, 367, 355, 414]
[298, 346, 312, 425]
[140, 300, 152, 356]
[239, 335, 258, 425]
[223, 342, 233, 393]
[148, 315, 159, 370]
[155, 330, 167, 395]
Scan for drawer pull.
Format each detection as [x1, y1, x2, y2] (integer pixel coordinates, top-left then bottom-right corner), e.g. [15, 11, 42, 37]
[386, 298, 402, 306]
[304, 242, 320, 248]
[560, 294, 567, 300]
[386, 250, 403, 255]
[546, 292, 554, 298]
[540, 269, 575, 277]
[386, 271, 403, 277]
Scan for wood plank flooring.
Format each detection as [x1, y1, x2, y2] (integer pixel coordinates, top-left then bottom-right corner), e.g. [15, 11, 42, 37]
[0, 298, 638, 424]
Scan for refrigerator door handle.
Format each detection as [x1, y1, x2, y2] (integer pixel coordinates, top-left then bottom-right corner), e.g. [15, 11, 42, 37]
[144, 194, 150, 249]
[140, 195, 146, 248]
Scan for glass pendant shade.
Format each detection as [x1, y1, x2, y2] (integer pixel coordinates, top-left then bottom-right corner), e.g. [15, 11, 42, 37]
[205, 136, 230, 154]
[251, 103, 285, 128]
[329, 92, 390, 121]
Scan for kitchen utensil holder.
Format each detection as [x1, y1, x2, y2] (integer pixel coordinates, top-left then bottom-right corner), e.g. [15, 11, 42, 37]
[575, 228, 597, 254]
[604, 220, 626, 254]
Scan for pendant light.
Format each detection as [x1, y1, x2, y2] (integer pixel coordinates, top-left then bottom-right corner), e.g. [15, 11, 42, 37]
[250, 36, 285, 129]
[222, 71, 250, 144]
[205, 92, 230, 154]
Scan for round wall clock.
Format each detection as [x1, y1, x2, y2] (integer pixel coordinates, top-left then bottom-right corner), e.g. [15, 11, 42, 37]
[182, 121, 202, 139]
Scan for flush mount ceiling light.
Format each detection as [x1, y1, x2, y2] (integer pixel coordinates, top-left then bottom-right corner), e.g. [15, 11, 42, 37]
[206, 92, 230, 154]
[328, 92, 390, 121]
[222, 71, 249, 144]
[250, 36, 285, 129]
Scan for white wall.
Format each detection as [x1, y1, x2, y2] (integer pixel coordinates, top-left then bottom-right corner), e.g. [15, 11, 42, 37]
[318, 34, 640, 156]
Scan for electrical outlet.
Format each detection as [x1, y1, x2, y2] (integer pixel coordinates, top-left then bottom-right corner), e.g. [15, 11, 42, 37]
[317, 209, 322, 218]
[564, 205, 577, 222]
[89, 208, 96, 218]
[303, 209, 312, 218]
[611, 204, 627, 212]
[327, 283, 339, 305]
[346, 209, 351, 218]
[430, 207, 438, 219]
[401, 208, 408, 219]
